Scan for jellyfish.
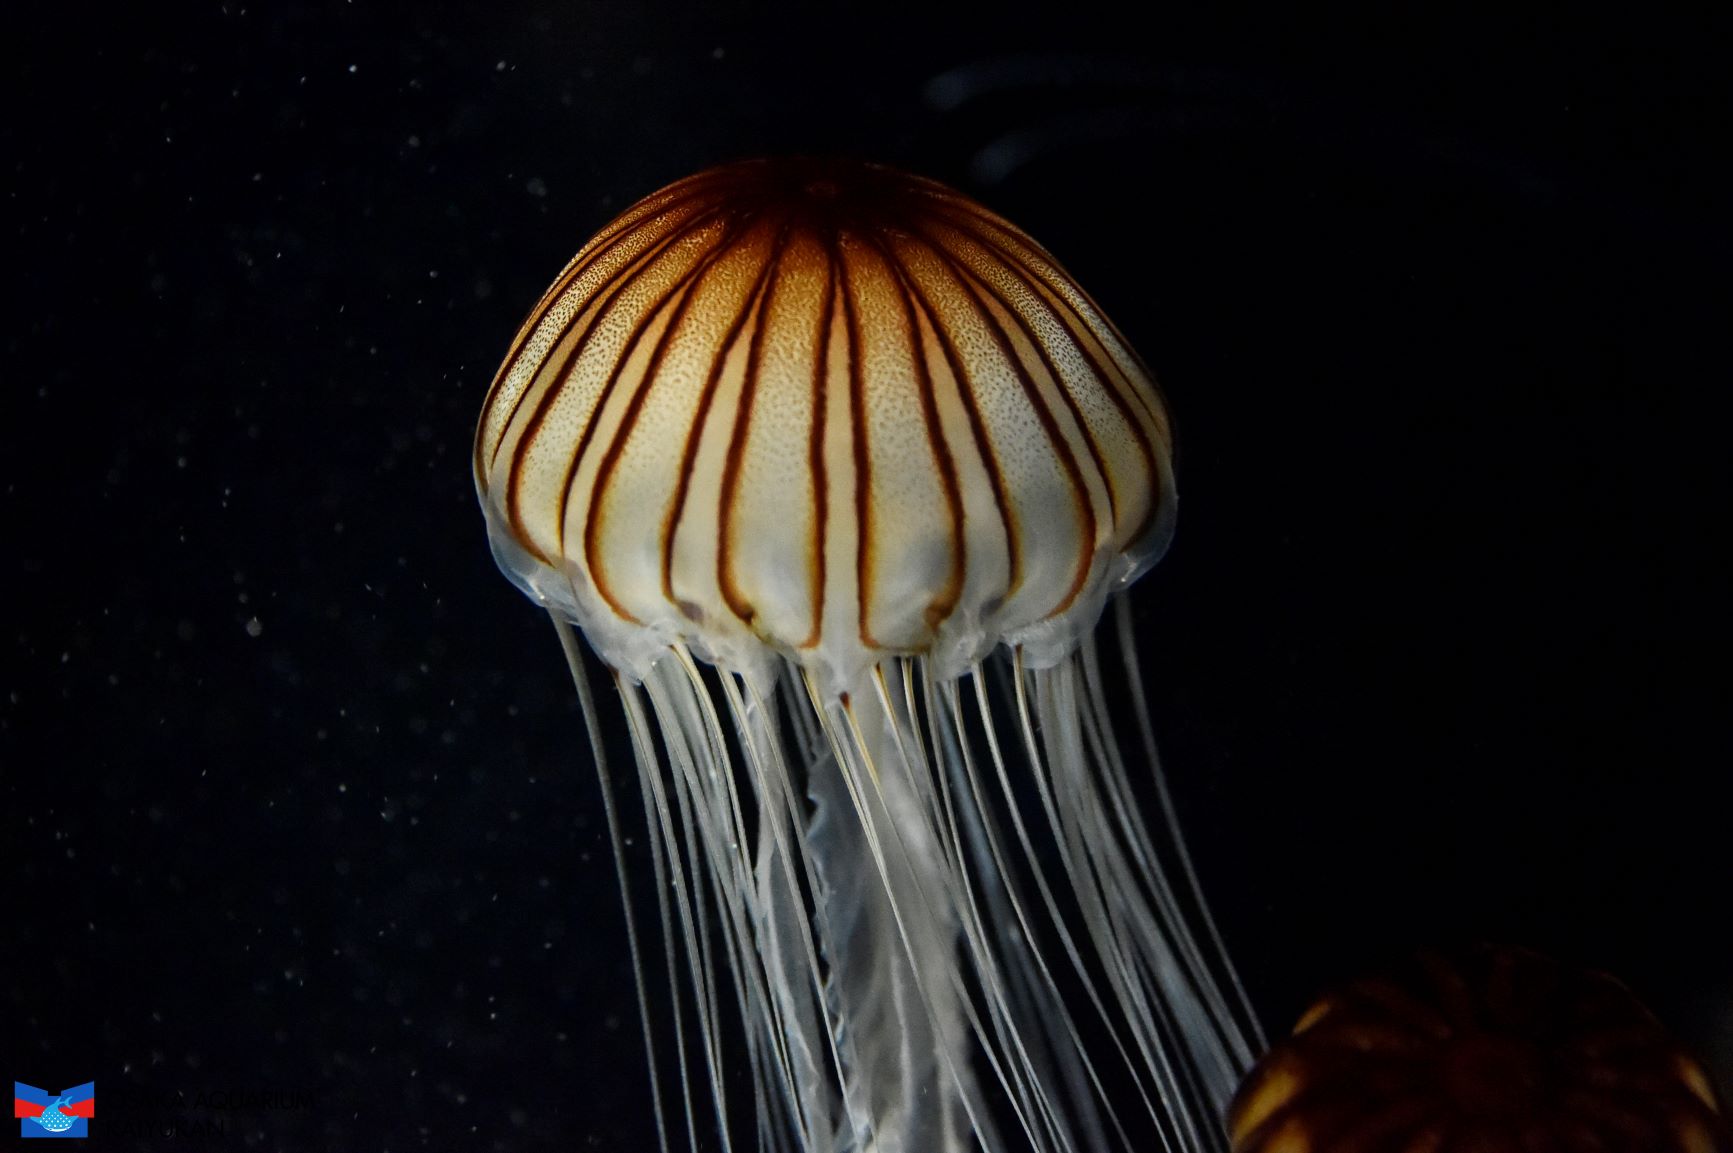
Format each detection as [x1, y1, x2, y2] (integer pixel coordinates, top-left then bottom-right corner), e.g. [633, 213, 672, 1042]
[1227, 943, 1732, 1153]
[474, 156, 1262, 1153]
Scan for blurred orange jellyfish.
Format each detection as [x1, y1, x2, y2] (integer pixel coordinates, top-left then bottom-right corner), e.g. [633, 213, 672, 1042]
[474, 157, 1262, 1152]
[1228, 943, 1731, 1153]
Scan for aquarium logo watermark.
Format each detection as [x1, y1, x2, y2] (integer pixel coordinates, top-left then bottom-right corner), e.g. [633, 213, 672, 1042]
[102, 1084, 316, 1142]
[14, 1082, 95, 1139]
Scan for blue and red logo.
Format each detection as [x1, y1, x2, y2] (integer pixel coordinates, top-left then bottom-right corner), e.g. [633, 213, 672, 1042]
[14, 1083, 95, 1139]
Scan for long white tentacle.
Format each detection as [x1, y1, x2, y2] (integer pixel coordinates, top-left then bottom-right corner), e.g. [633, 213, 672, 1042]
[559, 630, 1257, 1153]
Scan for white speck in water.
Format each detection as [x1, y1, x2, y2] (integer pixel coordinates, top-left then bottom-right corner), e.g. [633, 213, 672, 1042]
[245, 617, 263, 638]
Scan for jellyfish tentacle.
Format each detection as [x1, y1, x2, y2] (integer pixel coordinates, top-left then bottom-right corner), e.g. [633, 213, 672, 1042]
[756, 706, 901, 1145]
[917, 668, 1112, 1153]
[639, 660, 748, 1151]
[1027, 657, 1216, 1147]
[670, 650, 836, 1151]
[1077, 641, 1257, 1073]
[614, 670, 711, 1153]
[730, 671, 854, 1149]
[969, 665, 1181, 1153]
[1026, 643, 1269, 1149]
[556, 614, 1257, 1153]
[873, 666, 1079, 1153]
[636, 654, 808, 1152]
[1009, 655, 1221, 1153]
[803, 669, 983, 1153]
[668, 649, 830, 1145]
[1111, 598, 1266, 1054]
[941, 668, 1156, 1148]
[887, 662, 1119, 1153]
[682, 655, 845, 1151]
[625, 651, 807, 1152]
[1068, 647, 1246, 1085]
[550, 617, 675, 1153]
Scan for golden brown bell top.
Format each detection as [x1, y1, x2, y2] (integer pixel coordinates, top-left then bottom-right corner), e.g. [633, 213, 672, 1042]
[474, 156, 1174, 691]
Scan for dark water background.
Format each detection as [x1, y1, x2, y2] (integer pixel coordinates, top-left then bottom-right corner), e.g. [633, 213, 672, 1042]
[6, 3, 1729, 1149]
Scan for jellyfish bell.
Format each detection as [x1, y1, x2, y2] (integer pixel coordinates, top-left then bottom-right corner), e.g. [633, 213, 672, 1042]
[477, 157, 1175, 696]
[1227, 943, 1732, 1153]
[475, 156, 1258, 1153]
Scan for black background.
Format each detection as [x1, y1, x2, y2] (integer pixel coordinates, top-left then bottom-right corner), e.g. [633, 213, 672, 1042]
[5, 3, 1729, 1149]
